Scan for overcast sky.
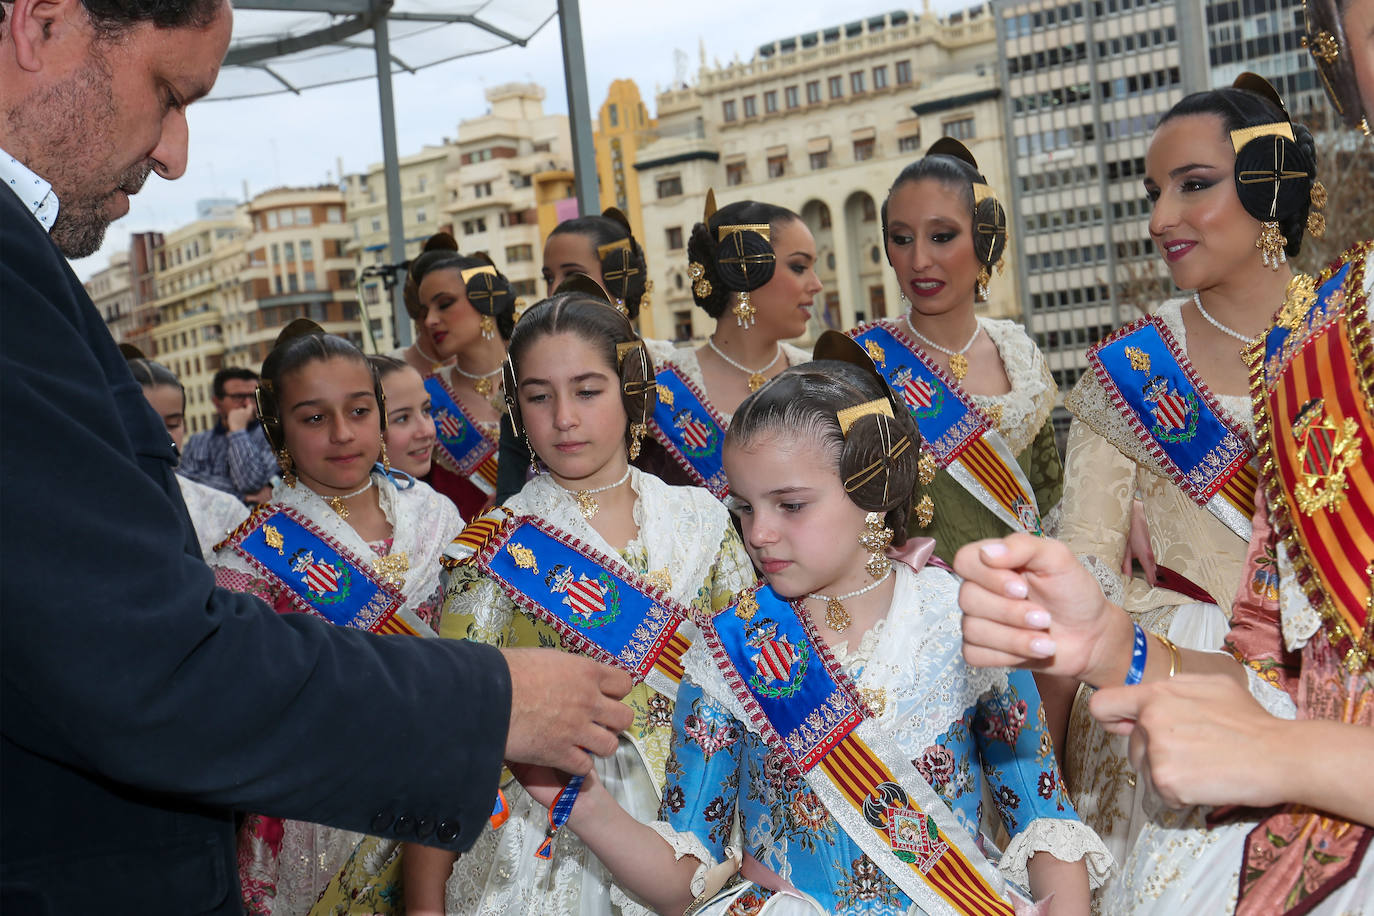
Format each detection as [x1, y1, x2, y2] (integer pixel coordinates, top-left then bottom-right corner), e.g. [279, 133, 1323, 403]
[71, 0, 972, 281]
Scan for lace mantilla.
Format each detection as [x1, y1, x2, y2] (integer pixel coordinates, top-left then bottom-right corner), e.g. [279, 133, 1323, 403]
[968, 317, 1058, 456]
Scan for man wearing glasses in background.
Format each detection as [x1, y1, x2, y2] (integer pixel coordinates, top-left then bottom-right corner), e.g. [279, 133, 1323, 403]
[180, 366, 278, 503]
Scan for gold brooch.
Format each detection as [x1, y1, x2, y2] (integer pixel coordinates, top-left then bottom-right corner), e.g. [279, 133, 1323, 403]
[734, 591, 759, 621]
[372, 552, 410, 589]
[263, 524, 285, 554]
[507, 542, 538, 573]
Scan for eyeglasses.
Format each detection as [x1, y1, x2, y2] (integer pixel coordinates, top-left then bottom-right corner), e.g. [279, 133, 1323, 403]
[219, 392, 257, 404]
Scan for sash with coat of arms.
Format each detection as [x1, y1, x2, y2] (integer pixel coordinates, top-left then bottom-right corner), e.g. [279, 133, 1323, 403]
[1088, 316, 1259, 542]
[648, 364, 730, 499]
[219, 504, 413, 634]
[448, 512, 695, 698]
[424, 375, 499, 496]
[849, 322, 1043, 535]
[1227, 241, 1374, 916]
[703, 585, 1018, 916]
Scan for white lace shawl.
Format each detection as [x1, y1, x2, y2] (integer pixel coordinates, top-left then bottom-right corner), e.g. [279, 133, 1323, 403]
[210, 471, 461, 617]
[970, 317, 1059, 457]
[176, 473, 249, 558]
[672, 564, 1112, 894]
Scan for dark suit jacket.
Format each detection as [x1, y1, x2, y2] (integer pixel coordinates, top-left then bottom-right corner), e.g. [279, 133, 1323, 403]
[0, 187, 511, 913]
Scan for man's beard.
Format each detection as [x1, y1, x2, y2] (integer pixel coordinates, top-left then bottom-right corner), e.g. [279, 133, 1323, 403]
[7, 46, 147, 259]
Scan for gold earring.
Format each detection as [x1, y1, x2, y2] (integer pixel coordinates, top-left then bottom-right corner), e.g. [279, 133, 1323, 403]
[976, 265, 992, 302]
[689, 261, 712, 299]
[733, 291, 757, 329]
[1256, 222, 1287, 269]
[1307, 180, 1327, 239]
[276, 447, 297, 488]
[917, 450, 937, 486]
[913, 494, 935, 529]
[859, 512, 893, 580]
[523, 433, 539, 475]
[379, 440, 391, 475]
[480, 314, 497, 340]
[628, 422, 647, 461]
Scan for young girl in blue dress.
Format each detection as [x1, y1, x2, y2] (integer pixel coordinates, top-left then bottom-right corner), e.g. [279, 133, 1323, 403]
[513, 333, 1109, 915]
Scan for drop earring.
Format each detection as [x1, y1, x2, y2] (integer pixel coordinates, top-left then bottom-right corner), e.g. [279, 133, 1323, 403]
[733, 291, 757, 329]
[276, 447, 297, 488]
[379, 440, 391, 476]
[860, 512, 893, 579]
[1256, 222, 1287, 270]
[976, 265, 992, 302]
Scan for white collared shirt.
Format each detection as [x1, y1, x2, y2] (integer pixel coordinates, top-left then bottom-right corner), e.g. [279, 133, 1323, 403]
[0, 147, 59, 233]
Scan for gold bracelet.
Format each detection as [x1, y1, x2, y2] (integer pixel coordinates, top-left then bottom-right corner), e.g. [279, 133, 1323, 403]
[1153, 632, 1182, 678]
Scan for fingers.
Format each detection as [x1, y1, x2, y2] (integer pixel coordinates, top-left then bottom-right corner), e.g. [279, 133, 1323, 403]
[960, 611, 1056, 668]
[597, 665, 634, 701]
[1088, 683, 1146, 726]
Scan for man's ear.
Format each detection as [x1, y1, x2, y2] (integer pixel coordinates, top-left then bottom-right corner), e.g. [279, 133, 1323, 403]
[8, 0, 87, 73]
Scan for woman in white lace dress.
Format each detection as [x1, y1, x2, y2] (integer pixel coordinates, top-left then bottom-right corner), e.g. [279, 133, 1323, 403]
[403, 288, 755, 915]
[1050, 79, 1324, 899]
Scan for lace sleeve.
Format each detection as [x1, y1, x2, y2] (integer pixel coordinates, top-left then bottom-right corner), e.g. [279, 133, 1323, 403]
[999, 817, 1114, 891]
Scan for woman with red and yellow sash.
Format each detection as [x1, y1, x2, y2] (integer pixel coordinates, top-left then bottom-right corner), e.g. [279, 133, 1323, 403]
[209, 321, 463, 914]
[852, 139, 1061, 557]
[1051, 75, 1327, 893]
[504, 336, 1110, 916]
[403, 285, 755, 915]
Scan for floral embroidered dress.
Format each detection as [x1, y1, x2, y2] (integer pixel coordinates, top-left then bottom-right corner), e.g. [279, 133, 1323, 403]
[439, 467, 755, 915]
[210, 472, 463, 916]
[655, 563, 1112, 914]
[1058, 297, 1257, 896]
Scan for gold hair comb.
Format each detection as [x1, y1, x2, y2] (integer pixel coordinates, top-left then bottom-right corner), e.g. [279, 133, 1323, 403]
[615, 340, 642, 369]
[597, 238, 632, 258]
[1229, 121, 1294, 153]
[460, 265, 499, 285]
[718, 223, 771, 243]
[835, 398, 893, 437]
[972, 183, 997, 204]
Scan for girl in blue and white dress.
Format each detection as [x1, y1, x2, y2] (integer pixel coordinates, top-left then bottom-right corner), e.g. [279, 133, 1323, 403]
[509, 334, 1110, 915]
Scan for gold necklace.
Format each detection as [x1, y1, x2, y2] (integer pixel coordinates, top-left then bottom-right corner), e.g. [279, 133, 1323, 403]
[805, 568, 893, 633]
[558, 466, 632, 520]
[327, 477, 374, 519]
[903, 314, 980, 382]
[452, 360, 502, 398]
[706, 337, 783, 392]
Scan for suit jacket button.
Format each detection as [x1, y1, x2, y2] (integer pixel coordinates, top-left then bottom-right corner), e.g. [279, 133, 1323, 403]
[369, 810, 394, 832]
[415, 816, 436, 839]
[394, 815, 415, 835]
[436, 819, 460, 843]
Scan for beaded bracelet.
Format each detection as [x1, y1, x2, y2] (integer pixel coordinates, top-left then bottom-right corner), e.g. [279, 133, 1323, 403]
[1125, 622, 1148, 685]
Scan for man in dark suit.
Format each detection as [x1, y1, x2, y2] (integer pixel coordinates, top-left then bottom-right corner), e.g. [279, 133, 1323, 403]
[0, 0, 634, 912]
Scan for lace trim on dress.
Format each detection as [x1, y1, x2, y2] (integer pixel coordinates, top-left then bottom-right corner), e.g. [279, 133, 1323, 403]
[1276, 532, 1323, 651]
[829, 616, 888, 669]
[970, 318, 1058, 457]
[645, 820, 724, 896]
[1077, 554, 1126, 605]
[660, 342, 812, 423]
[1244, 664, 1299, 720]
[999, 817, 1115, 892]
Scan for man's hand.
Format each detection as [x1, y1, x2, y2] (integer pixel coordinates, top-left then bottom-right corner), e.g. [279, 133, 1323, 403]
[244, 485, 273, 505]
[501, 648, 633, 775]
[226, 402, 256, 432]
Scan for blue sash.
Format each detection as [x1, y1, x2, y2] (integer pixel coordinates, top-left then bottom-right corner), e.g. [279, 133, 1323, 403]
[1260, 260, 1354, 380]
[423, 375, 498, 495]
[454, 514, 693, 695]
[701, 585, 1015, 915]
[223, 505, 406, 632]
[851, 323, 1042, 534]
[648, 364, 729, 498]
[1090, 317, 1257, 540]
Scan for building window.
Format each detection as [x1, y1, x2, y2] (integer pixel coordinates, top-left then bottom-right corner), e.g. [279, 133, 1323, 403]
[416, 207, 427, 223]
[828, 75, 843, 99]
[810, 151, 829, 170]
[656, 175, 683, 198]
[861, 197, 877, 222]
[673, 310, 694, 341]
[283, 241, 296, 262]
[850, 71, 865, 94]
[608, 103, 619, 127]
[726, 161, 748, 186]
[294, 207, 311, 225]
[666, 226, 684, 250]
[767, 155, 787, 179]
[304, 273, 318, 291]
[873, 65, 888, 90]
[852, 138, 875, 161]
[722, 99, 737, 122]
[817, 203, 832, 229]
[742, 95, 757, 118]
[823, 291, 842, 329]
[895, 59, 912, 85]
[785, 86, 800, 109]
[943, 117, 975, 140]
[869, 284, 887, 319]
[473, 181, 493, 198]
[505, 244, 533, 262]
[806, 80, 822, 104]
[898, 134, 920, 152]
[764, 90, 778, 114]
[299, 240, 313, 261]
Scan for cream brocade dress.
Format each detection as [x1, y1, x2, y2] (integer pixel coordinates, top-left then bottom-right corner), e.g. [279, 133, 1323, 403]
[1058, 296, 1255, 905]
[438, 468, 756, 915]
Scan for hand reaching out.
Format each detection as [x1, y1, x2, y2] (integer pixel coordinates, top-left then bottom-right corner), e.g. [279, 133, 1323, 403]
[1121, 498, 1158, 586]
[954, 534, 1126, 683]
[501, 648, 633, 774]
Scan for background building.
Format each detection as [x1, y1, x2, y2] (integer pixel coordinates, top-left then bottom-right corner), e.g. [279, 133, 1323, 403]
[1204, 0, 1325, 126]
[85, 251, 135, 345]
[632, 4, 1017, 346]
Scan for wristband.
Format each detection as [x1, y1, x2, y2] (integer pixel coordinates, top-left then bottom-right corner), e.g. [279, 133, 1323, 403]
[1125, 622, 1148, 685]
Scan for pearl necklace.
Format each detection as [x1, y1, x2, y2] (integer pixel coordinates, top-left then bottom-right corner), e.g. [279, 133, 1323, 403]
[558, 466, 632, 520]
[805, 567, 893, 633]
[327, 477, 374, 519]
[1191, 291, 1262, 345]
[903, 313, 981, 382]
[452, 360, 503, 398]
[706, 337, 782, 392]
